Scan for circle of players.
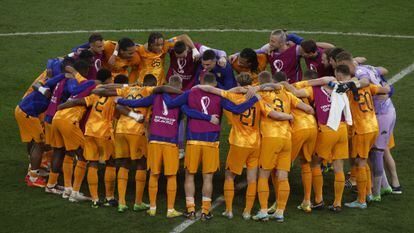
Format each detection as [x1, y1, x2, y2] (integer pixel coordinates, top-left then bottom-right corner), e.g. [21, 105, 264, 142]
[16, 29, 402, 222]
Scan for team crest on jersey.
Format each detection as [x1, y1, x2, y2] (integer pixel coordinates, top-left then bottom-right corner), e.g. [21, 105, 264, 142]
[201, 96, 210, 114]
[217, 73, 222, 78]
[273, 59, 284, 72]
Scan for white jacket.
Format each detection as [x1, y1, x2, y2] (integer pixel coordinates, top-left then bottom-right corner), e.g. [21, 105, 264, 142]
[327, 86, 353, 131]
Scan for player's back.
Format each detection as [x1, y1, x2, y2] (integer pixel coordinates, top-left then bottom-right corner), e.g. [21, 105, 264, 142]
[84, 94, 115, 138]
[222, 91, 261, 148]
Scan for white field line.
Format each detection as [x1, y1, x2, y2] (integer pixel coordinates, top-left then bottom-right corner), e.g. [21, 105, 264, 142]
[169, 181, 247, 233]
[169, 62, 414, 233]
[0, 28, 413, 39]
[388, 62, 414, 85]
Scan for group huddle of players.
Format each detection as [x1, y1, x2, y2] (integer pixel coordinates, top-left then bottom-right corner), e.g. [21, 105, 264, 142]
[15, 29, 402, 222]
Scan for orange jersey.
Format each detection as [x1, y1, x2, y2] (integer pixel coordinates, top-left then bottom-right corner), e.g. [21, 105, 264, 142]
[348, 84, 380, 134]
[84, 94, 116, 138]
[23, 70, 48, 98]
[53, 106, 86, 123]
[115, 86, 155, 135]
[221, 90, 271, 148]
[231, 54, 267, 85]
[102, 40, 141, 83]
[291, 81, 317, 131]
[259, 89, 301, 138]
[136, 38, 176, 85]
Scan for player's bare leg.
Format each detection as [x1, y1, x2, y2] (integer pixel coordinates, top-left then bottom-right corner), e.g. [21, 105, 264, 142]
[201, 173, 214, 221]
[184, 170, 196, 219]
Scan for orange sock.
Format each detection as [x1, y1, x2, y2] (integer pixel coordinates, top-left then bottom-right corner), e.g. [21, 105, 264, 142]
[257, 177, 269, 211]
[47, 172, 59, 187]
[148, 174, 159, 208]
[201, 197, 212, 214]
[104, 166, 116, 199]
[135, 170, 147, 205]
[72, 160, 87, 192]
[223, 179, 234, 212]
[350, 166, 357, 184]
[62, 156, 74, 188]
[276, 179, 290, 211]
[244, 181, 256, 214]
[312, 166, 323, 203]
[117, 167, 129, 206]
[186, 197, 195, 213]
[301, 163, 312, 203]
[365, 164, 372, 195]
[167, 175, 177, 210]
[271, 170, 278, 201]
[334, 172, 345, 207]
[357, 166, 367, 203]
[87, 166, 99, 201]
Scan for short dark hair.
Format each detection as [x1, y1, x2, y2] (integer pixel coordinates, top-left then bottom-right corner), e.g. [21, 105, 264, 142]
[335, 64, 351, 76]
[335, 51, 353, 63]
[328, 47, 345, 61]
[202, 49, 216, 61]
[118, 38, 135, 51]
[300, 40, 317, 54]
[258, 71, 272, 84]
[143, 74, 157, 86]
[114, 74, 129, 84]
[240, 48, 259, 73]
[73, 60, 90, 77]
[88, 33, 103, 43]
[236, 72, 252, 86]
[201, 72, 217, 85]
[96, 69, 112, 82]
[173, 41, 187, 54]
[148, 32, 164, 45]
[61, 57, 76, 70]
[79, 50, 94, 61]
[272, 72, 287, 82]
[303, 70, 319, 80]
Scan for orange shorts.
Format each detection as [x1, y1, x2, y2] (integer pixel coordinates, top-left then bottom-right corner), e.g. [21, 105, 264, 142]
[185, 143, 220, 174]
[351, 131, 378, 159]
[388, 133, 395, 149]
[315, 123, 349, 161]
[291, 127, 317, 162]
[226, 145, 260, 175]
[51, 119, 84, 150]
[115, 133, 147, 160]
[259, 137, 291, 172]
[15, 106, 44, 143]
[44, 122, 53, 146]
[147, 142, 179, 176]
[83, 136, 114, 162]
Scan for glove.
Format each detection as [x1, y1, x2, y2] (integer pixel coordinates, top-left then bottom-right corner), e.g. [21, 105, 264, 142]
[336, 83, 350, 93]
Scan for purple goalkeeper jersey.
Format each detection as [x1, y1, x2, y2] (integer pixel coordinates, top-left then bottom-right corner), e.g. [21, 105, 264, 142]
[267, 45, 302, 84]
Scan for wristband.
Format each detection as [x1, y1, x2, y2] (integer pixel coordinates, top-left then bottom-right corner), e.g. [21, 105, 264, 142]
[328, 81, 336, 88]
[38, 86, 50, 95]
[113, 50, 118, 56]
[123, 84, 129, 88]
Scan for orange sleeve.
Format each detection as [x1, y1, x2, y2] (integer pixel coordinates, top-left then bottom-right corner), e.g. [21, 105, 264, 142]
[257, 54, 268, 71]
[75, 73, 87, 83]
[163, 37, 177, 53]
[103, 41, 116, 62]
[84, 94, 98, 107]
[369, 84, 381, 95]
[288, 92, 302, 108]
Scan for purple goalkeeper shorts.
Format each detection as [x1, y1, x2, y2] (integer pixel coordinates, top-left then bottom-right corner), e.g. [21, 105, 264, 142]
[374, 104, 396, 150]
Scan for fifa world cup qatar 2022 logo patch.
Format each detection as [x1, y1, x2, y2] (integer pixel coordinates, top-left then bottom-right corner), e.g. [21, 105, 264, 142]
[201, 96, 211, 114]
[273, 59, 284, 72]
